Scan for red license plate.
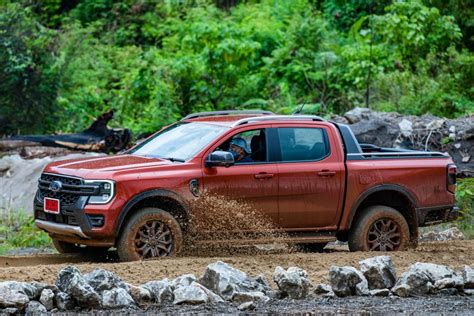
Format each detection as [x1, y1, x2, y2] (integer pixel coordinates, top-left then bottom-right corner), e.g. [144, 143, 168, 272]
[44, 198, 60, 214]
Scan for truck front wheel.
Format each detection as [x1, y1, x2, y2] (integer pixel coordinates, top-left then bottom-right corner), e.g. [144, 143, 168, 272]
[348, 205, 410, 252]
[117, 207, 183, 261]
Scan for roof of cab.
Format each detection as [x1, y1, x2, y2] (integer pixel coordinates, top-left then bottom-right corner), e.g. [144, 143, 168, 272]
[181, 110, 326, 127]
[184, 114, 266, 126]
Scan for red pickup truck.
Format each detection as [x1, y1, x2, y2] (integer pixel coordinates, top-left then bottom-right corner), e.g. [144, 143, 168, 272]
[34, 111, 458, 261]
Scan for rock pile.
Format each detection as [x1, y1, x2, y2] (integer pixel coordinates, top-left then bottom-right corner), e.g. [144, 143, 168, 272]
[323, 257, 473, 299]
[420, 227, 465, 242]
[0, 258, 473, 313]
[332, 107, 473, 177]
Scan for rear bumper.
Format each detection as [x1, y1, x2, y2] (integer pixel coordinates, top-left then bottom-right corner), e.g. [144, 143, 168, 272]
[416, 205, 459, 226]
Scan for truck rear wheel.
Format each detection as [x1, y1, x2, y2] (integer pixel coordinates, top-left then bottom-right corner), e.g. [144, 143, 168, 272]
[117, 207, 183, 261]
[348, 205, 410, 252]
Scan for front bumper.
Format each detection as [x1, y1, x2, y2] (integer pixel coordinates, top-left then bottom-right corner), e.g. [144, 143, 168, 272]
[34, 195, 116, 247]
[35, 219, 90, 239]
[416, 205, 460, 226]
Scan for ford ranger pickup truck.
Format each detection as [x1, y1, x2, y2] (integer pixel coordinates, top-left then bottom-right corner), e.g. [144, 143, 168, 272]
[34, 111, 459, 261]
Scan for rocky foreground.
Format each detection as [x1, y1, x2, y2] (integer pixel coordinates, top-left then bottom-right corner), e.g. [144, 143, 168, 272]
[1, 256, 473, 314]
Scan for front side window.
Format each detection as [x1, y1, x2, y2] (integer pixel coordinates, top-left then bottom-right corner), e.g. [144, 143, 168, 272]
[213, 129, 267, 164]
[277, 127, 329, 162]
[130, 122, 228, 161]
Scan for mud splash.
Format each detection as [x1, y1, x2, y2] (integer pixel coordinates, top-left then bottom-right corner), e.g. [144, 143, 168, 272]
[182, 193, 294, 256]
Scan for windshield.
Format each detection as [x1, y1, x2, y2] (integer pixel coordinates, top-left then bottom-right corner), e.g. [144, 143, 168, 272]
[129, 122, 228, 161]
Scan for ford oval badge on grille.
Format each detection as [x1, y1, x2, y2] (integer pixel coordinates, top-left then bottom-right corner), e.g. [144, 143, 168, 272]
[49, 180, 63, 192]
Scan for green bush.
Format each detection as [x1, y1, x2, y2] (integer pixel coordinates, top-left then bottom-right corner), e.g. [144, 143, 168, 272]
[0, 210, 51, 254]
[456, 178, 474, 239]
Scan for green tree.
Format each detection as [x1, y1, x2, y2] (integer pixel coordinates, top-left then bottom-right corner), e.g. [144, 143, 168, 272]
[0, 4, 60, 135]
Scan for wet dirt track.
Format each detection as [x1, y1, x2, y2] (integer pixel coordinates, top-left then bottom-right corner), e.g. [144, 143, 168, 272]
[0, 240, 473, 286]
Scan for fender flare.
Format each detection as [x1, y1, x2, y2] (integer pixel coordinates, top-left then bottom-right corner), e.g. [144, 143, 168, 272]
[346, 184, 419, 230]
[114, 189, 190, 236]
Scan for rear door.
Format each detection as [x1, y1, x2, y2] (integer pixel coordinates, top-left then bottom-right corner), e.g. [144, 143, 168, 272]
[274, 124, 344, 230]
[201, 127, 279, 226]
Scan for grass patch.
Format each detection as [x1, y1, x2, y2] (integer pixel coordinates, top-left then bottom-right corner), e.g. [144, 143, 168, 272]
[0, 210, 52, 255]
[456, 178, 474, 239]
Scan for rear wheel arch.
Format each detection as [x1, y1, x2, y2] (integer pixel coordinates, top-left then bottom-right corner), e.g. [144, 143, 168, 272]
[115, 189, 190, 238]
[348, 205, 410, 251]
[347, 185, 419, 243]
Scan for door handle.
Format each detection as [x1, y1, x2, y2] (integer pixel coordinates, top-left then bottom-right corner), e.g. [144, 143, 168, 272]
[254, 173, 274, 179]
[317, 170, 336, 177]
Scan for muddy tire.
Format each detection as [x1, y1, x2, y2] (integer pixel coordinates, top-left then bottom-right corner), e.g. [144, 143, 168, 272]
[348, 205, 410, 252]
[52, 239, 82, 253]
[117, 208, 183, 261]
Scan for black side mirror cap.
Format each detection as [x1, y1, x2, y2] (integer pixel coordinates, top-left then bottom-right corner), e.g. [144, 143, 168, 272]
[206, 151, 235, 168]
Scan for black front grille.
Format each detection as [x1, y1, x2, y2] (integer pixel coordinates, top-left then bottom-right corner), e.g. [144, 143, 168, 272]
[37, 173, 98, 206]
[41, 173, 82, 186]
[38, 189, 81, 206]
[38, 174, 83, 206]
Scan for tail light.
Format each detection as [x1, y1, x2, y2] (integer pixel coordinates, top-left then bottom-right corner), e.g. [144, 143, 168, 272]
[447, 164, 457, 193]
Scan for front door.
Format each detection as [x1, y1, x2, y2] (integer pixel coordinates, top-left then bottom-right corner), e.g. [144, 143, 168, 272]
[201, 128, 279, 227]
[275, 126, 344, 229]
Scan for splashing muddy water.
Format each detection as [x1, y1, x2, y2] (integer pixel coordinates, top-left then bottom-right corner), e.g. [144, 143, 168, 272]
[182, 193, 294, 256]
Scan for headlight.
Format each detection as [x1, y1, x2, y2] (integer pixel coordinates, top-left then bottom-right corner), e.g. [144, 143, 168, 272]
[84, 180, 115, 204]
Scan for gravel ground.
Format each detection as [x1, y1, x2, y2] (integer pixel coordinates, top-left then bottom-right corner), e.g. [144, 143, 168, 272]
[1, 240, 473, 286]
[1, 240, 473, 314]
[146, 296, 474, 315]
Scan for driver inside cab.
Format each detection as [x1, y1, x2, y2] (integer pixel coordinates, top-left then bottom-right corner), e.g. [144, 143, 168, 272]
[229, 137, 253, 163]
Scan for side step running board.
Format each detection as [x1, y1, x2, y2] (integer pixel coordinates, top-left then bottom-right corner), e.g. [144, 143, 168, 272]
[197, 235, 336, 246]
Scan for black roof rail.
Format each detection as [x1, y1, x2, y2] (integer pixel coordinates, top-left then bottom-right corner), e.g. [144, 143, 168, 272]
[231, 115, 326, 127]
[181, 110, 274, 121]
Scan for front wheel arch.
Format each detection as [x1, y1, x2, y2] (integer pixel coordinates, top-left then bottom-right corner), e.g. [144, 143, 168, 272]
[115, 189, 190, 238]
[116, 207, 183, 261]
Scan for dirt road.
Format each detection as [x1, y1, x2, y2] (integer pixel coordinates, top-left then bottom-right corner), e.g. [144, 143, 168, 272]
[0, 240, 473, 286]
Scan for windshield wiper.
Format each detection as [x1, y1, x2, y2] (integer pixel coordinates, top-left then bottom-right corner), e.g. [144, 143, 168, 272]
[158, 156, 185, 163]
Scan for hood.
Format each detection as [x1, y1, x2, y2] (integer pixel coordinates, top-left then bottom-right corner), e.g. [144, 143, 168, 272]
[44, 154, 174, 178]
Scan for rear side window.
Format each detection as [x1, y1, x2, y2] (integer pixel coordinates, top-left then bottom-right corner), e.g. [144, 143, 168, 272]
[277, 127, 330, 162]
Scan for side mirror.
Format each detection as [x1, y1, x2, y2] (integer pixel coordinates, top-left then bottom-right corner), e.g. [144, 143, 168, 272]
[206, 151, 235, 168]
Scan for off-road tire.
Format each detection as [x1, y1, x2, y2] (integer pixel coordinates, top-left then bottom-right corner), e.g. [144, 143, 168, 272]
[117, 207, 183, 261]
[348, 205, 410, 252]
[297, 243, 327, 253]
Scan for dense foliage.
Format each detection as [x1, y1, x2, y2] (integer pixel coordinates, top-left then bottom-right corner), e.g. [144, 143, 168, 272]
[0, 0, 472, 135]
